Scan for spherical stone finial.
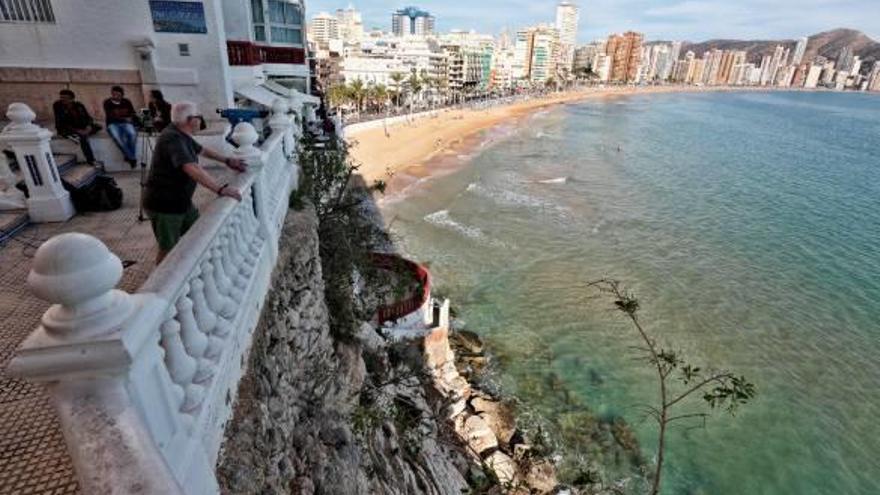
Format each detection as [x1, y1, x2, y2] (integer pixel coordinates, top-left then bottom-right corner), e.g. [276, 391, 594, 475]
[271, 98, 289, 116]
[28, 233, 123, 307]
[28, 233, 134, 339]
[4, 103, 38, 133]
[231, 122, 259, 149]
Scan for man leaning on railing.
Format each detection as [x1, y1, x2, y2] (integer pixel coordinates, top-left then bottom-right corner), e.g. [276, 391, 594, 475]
[143, 101, 247, 264]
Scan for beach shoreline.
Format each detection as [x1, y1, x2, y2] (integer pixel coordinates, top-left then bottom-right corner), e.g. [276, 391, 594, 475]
[346, 85, 782, 191]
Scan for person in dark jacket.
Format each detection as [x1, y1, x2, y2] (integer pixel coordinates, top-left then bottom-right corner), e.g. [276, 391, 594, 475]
[148, 90, 172, 132]
[53, 89, 100, 165]
[103, 85, 138, 168]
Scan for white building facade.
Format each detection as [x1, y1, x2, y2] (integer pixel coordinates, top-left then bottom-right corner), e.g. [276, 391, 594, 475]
[0, 0, 311, 122]
[555, 1, 579, 72]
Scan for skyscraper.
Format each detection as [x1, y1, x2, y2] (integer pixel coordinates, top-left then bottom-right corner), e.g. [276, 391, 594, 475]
[512, 28, 535, 80]
[792, 37, 808, 65]
[836, 46, 854, 72]
[336, 4, 363, 43]
[392, 6, 435, 37]
[555, 1, 579, 71]
[606, 32, 643, 83]
[308, 12, 339, 46]
[529, 25, 560, 84]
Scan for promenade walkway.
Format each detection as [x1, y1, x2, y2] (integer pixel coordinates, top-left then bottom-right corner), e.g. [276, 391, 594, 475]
[0, 170, 229, 494]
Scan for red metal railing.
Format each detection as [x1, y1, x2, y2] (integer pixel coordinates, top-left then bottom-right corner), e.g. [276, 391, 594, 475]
[371, 253, 432, 325]
[227, 40, 259, 65]
[227, 40, 306, 66]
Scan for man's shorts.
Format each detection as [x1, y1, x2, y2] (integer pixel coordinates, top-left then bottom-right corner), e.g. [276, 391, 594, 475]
[149, 207, 199, 251]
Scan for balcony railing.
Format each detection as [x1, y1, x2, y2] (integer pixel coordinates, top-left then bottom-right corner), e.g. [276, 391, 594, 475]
[227, 40, 306, 66]
[370, 253, 432, 326]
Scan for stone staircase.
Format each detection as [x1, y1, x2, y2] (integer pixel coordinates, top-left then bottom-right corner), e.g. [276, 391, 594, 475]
[0, 153, 100, 244]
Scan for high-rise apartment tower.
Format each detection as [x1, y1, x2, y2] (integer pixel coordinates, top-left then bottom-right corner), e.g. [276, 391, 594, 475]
[392, 6, 435, 37]
[555, 1, 579, 71]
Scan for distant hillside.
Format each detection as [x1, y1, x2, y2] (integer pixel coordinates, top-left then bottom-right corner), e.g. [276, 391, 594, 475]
[677, 29, 880, 72]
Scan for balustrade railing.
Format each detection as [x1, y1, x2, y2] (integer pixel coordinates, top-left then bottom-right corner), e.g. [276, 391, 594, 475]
[7, 98, 302, 495]
[226, 40, 306, 66]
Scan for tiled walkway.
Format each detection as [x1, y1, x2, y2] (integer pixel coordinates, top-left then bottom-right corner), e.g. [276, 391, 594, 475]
[0, 170, 227, 494]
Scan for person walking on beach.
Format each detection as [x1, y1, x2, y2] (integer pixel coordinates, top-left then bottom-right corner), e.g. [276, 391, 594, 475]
[143, 101, 247, 264]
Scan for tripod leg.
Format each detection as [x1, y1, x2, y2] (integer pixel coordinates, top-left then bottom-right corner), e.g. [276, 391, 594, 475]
[137, 133, 149, 222]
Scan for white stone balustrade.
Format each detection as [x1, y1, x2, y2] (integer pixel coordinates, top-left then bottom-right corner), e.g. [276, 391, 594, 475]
[8, 103, 302, 495]
[0, 103, 74, 221]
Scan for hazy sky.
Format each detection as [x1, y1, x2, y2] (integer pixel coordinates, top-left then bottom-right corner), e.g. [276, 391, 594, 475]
[307, 0, 880, 42]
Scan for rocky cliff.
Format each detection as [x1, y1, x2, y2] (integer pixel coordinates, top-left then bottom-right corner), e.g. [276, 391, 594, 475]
[216, 206, 472, 494]
[215, 203, 565, 494]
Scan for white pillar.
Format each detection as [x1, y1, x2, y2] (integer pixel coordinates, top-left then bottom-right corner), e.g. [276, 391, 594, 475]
[0, 103, 75, 222]
[232, 121, 279, 266]
[268, 98, 294, 158]
[9, 233, 185, 495]
[288, 96, 304, 141]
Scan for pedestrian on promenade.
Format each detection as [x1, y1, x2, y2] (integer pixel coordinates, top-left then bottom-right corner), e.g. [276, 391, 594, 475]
[143, 101, 247, 264]
[148, 90, 172, 132]
[53, 89, 100, 165]
[103, 86, 138, 168]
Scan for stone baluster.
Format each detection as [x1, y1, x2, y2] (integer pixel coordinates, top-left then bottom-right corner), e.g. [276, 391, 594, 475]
[159, 313, 204, 415]
[218, 218, 248, 296]
[230, 204, 257, 269]
[212, 234, 242, 301]
[8, 233, 185, 494]
[199, 257, 236, 322]
[175, 286, 214, 385]
[188, 271, 224, 361]
[268, 98, 294, 159]
[0, 103, 74, 222]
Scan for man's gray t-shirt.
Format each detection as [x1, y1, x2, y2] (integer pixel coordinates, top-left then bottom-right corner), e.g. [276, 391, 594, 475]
[144, 124, 203, 214]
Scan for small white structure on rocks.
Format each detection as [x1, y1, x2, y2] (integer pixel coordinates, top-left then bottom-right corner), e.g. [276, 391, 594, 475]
[0, 103, 74, 222]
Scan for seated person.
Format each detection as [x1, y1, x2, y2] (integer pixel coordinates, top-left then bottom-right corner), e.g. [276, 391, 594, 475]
[103, 86, 138, 168]
[148, 90, 172, 132]
[53, 90, 100, 165]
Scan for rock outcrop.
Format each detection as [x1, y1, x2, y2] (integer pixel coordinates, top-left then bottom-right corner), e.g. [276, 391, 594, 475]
[216, 207, 470, 494]
[424, 327, 561, 493]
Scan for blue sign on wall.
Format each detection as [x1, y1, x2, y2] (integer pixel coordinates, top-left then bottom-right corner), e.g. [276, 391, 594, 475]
[149, 1, 207, 34]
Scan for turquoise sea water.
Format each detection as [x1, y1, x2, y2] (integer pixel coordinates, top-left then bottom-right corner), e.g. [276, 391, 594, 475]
[379, 91, 880, 494]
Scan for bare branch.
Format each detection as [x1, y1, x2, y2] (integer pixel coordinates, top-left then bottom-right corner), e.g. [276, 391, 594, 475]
[665, 372, 734, 410]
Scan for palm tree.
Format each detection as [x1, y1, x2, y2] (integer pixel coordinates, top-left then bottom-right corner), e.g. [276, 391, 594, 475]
[369, 84, 389, 113]
[348, 79, 366, 115]
[389, 72, 405, 108]
[407, 71, 423, 113]
[327, 83, 351, 111]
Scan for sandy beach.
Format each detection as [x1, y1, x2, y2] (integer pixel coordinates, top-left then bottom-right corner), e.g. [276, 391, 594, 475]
[347, 85, 752, 187]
